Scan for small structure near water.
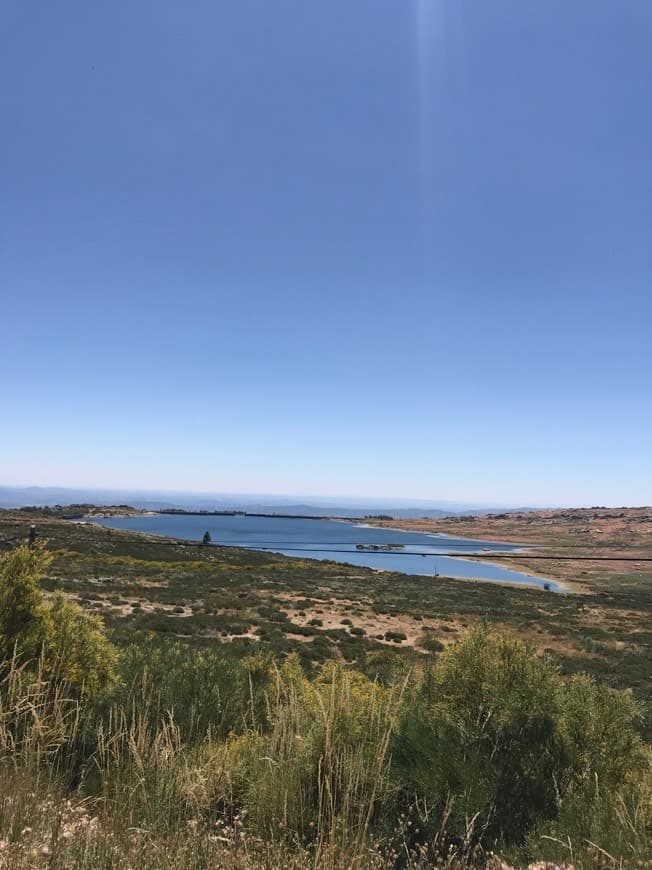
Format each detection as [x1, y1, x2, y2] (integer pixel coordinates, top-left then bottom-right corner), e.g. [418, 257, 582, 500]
[355, 543, 405, 552]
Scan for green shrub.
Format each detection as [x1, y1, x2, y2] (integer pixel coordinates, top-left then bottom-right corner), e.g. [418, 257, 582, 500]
[115, 640, 251, 740]
[197, 654, 405, 851]
[419, 631, 444, 653]
[384, 630, 406, 644]
[0, 545, 51, 660]
[42, 593, 118, 698]
[391, 626, 648, 855]
[0, 546, 117, 698]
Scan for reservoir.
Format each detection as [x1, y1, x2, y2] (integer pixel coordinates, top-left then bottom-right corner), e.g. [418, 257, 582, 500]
[88, 514, 558, 591]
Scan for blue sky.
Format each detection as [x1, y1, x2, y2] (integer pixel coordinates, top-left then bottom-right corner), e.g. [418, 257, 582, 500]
[2, 1, 651, 506]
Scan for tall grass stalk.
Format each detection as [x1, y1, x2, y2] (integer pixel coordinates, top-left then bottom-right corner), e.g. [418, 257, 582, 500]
[0, 653, 80, 778]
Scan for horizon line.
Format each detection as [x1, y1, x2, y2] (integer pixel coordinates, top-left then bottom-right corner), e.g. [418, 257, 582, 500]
[3, 482, 647, 511]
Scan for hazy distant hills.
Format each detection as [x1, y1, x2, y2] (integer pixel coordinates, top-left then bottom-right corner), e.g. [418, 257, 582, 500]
[0, 486, 537, 518]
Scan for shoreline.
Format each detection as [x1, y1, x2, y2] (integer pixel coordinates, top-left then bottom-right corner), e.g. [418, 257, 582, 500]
[343, 518, 566, 592]
[83, 515, 565, 593]
[347, 519, 529, 549]
[344, 518, 586, 593]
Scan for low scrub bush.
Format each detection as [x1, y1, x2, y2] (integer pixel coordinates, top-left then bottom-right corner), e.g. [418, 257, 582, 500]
[0, 547, 649, 868]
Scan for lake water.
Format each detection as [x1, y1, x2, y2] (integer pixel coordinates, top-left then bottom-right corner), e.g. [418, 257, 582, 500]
[88, 514, 558, 591]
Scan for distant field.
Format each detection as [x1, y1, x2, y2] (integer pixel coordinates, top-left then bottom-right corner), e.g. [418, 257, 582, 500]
[1, 506, 650, 731]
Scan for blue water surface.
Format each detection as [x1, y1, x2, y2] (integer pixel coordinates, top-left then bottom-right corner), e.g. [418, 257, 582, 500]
[88, 514, 558, 591]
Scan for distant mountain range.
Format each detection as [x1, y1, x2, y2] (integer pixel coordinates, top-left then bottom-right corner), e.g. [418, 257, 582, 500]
[0, 485, 542, 518]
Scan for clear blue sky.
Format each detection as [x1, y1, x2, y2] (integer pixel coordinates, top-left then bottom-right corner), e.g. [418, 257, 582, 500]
[2, 1, 651, 506]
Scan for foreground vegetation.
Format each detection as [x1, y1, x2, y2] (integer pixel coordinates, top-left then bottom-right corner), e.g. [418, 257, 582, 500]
[1, 537, 650, 868]
[1, 509, 651, 728]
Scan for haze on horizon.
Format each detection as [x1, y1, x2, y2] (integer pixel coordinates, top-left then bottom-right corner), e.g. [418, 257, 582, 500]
[0, 482, 643, 514]
[2, 2, 651, 508]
